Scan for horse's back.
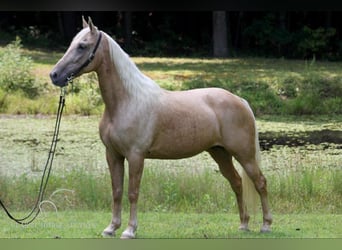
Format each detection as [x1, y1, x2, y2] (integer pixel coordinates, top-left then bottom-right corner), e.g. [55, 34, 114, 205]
[163, 87, 254, 127]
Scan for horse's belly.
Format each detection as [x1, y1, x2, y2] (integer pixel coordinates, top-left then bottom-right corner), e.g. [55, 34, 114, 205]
[145, 112, 220, 159]
[145, 143, 208, 159]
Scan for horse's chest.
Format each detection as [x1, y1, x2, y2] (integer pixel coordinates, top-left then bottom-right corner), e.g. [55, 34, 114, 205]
[99, 113, 154, 155]
[100, 121, 129, 151]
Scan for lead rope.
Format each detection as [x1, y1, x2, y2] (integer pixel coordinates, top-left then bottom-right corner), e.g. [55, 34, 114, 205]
[0, 87, 66, 225]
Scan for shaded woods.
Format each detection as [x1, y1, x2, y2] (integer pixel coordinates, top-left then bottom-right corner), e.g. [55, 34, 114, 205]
[0, 11, 341, 59]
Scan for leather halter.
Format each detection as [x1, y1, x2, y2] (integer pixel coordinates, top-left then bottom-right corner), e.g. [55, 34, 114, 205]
[67, 31, 102, 82]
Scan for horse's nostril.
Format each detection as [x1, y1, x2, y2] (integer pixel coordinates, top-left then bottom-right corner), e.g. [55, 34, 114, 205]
[50, 71, 58, 80]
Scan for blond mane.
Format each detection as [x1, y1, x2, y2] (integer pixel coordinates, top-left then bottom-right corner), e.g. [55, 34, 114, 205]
[104, 33, 162, 102]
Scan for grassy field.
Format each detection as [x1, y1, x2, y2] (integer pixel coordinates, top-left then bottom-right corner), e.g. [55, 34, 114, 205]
[1, 211, 341, 238]
[0, 115, 341, 238]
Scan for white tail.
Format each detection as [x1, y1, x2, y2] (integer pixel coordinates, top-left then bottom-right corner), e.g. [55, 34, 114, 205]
[241, 149, 260, 215]
[240, 98, 260, 215]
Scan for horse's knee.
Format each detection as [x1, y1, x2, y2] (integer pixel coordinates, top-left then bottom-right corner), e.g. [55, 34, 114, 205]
[113, 188, 123, 202]
[128, 191, 139, 203]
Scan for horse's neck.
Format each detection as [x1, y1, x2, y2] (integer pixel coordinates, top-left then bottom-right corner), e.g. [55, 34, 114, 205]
[97, 34, 162, 115]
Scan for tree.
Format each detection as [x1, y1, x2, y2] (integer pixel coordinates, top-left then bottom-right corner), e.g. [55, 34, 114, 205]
[57, 12, 77, 42]
[212, 11, 230, 58]
[124, 11, 132, 53]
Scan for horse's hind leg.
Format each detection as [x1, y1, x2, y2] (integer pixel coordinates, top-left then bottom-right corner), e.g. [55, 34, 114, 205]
[236, 156, 272, 233]
[207, 147, 250, 231]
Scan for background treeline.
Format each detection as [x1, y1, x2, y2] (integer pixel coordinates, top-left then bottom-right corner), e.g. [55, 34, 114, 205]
[0, 11, 341, 60]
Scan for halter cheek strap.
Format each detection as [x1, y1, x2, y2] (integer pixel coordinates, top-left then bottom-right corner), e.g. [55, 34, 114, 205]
[67, 31, 102, 82]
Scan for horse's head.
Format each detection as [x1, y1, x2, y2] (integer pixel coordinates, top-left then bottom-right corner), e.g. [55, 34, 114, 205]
[50, 16, 102, 87]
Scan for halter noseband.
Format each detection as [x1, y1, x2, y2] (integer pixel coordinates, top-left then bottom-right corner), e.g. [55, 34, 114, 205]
[67, 31, 102, 83]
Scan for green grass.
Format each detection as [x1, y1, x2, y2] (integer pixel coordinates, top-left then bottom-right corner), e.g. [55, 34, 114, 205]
[0, 211, 341, 238]
[1, 165, 340, 215]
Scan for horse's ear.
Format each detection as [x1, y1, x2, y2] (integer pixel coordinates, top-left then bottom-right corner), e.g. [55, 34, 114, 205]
[82, 15, 88, 28]
[88, 16, 97, 34]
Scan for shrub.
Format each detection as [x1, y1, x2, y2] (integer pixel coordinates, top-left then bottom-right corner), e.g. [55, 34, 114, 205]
[3, 93, 60, 115]
[283, 73, 342, 115]
[232, 81, 280, 113]
[0, 88, 7, 112]
[277, 75, 302, 98]
[0, 37, 38, 98]
[243, 13, 293, 57]
[297, 26, 336, 59]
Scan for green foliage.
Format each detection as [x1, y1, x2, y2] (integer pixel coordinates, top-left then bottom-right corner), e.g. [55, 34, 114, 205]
[297, 26, 336, 59]
[281, 73, 342, 115]
[243, 14, 337, 59]
[0, 164, 340, 214]
[243, 13, 293, 57]
[233, 81, 282, 115]
[64, 73, 103, 115]
[0, 48, 341, 116]
[181, 75, 342, 116]
[1, 93, 58, 115]
[0, 37, 38, 98]
[0, 88, 7, 112]
[15, 26, 58, 49]
[182, 77, 276, 115]
[141, 167, 233, 213]
[182, 63, 342, 116]
[332, 170, 342, 196]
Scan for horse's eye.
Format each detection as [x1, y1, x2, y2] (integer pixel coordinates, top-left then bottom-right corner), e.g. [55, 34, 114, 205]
[77, 43, 87, 51]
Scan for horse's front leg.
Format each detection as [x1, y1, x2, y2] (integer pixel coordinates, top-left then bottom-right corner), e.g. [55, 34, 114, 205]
[102, 149, 125, 237]
[121, 154, 145, 239]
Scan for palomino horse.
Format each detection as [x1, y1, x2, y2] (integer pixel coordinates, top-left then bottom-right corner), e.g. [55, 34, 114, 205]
[50, 17, 272, 238]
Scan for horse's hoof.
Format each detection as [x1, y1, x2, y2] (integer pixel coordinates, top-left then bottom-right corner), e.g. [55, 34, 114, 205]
[238, 225, 250, 232]
[102, 225, 116, 237]
[120, 229, 135, 239]
[260, 226, 271, 233]
[102, 230, 115, 237]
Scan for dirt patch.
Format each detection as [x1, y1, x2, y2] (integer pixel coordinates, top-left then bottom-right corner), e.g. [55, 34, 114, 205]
[259, 129, 342, 150]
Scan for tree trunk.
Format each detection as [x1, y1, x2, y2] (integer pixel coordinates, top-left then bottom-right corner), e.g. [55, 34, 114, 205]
[212, 11, 229, 58]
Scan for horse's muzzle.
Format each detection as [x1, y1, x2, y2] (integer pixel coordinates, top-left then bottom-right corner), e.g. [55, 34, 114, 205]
[49, 70, 68, 87]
